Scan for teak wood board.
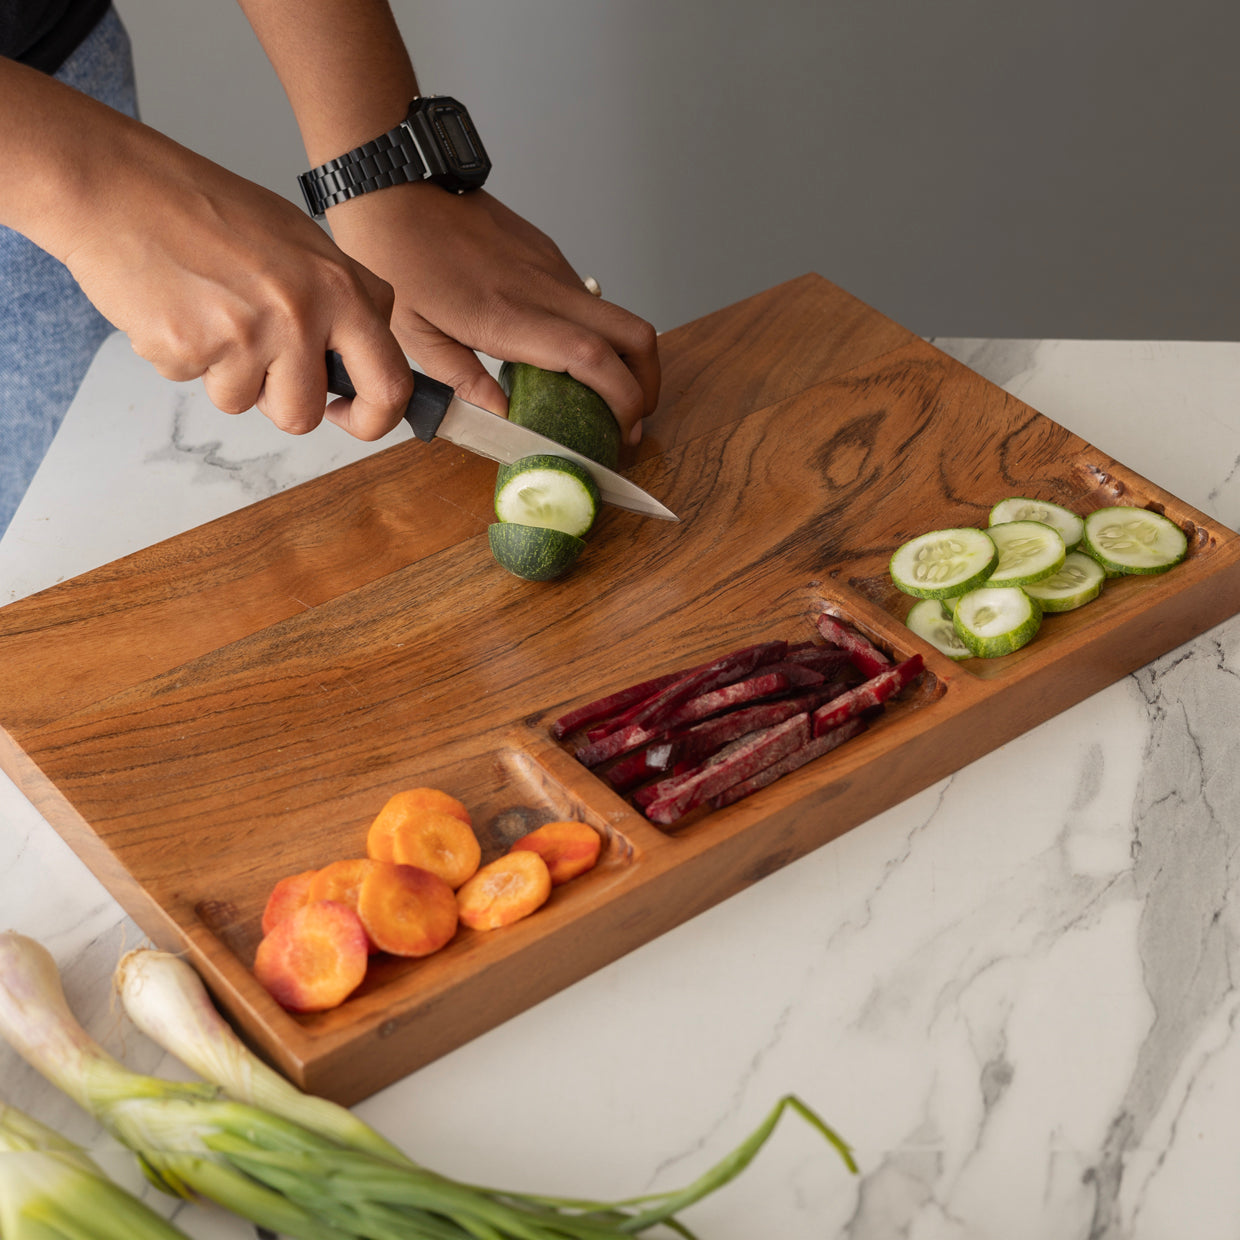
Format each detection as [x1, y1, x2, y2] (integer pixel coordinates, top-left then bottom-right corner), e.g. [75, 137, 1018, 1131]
[3, 275, 1238, 1104]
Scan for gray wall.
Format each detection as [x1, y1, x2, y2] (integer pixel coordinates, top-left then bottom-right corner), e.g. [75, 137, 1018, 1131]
[114, 0, 1240, 342]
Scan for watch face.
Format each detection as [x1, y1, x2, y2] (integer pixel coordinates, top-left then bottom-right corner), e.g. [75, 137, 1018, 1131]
[427, 100, 488, 174]
[410, 96, 491, 191]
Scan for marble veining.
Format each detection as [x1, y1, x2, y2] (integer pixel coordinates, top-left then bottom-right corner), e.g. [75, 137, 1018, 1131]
[2, 335, 1239, 1238]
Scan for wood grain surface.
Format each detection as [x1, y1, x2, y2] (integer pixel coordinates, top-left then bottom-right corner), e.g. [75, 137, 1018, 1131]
[2, 275, 1237, 1103]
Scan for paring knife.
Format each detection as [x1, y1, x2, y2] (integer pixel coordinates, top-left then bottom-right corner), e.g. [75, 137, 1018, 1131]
[325, 352, 678, 521]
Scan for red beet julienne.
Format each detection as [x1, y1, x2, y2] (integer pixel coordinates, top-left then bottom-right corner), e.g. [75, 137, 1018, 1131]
[575, 669, 795, 768]
[815, 612, 893, 678]
[810, 654, 924, 737]
[603, 684, 847, 793]
[712, 714, 870, 809]
[640, 714, 814, 825]
[586, 640, 790, 741]
[550, 667, 687, 739]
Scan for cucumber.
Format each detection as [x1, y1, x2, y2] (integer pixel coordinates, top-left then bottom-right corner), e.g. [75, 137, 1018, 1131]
[487, 523, 586, 581]
[989, 497, 1084, 550]
[490, 364, 620, 581]
[905, 598, 972, 660]
[1081, 506, 1188, 575]
[952, 587, 1043, 658]
[498, 362, 621, 470]
[984, 520, 1066, 587]
[1022, 550, 1106, 612]
[494, 454, 600, 537]
[889, 527, 997, 599]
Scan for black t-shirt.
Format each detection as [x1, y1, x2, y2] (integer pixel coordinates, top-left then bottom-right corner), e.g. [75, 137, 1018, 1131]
[1, 0, 111, 74]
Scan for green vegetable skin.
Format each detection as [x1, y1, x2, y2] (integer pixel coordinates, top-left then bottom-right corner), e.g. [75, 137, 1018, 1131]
[498, 361, 621, 470]
[490, 363, 624, 580]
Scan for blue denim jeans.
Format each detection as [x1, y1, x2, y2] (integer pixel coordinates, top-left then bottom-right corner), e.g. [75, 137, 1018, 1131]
[0, 7, 136, 538]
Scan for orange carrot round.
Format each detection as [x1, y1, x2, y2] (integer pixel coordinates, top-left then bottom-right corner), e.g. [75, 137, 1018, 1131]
[456, 851, 552, 931]
[254, 900, 369, 1013]
[509, 821, 601, 885]
[388, 810, 481, 889]
[307, 858, 372, 912]
[367, 788, 472, 862]
[357, 861, 459, 957]
[261, 869, 319, 936]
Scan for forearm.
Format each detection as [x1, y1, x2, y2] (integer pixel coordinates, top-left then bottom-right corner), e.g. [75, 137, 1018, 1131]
[233, 0, 661, 434]
[235, 0, 418, 165]
[0, 55, 152, 260]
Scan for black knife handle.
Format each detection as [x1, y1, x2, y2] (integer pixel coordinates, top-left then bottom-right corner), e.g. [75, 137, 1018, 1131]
[324, 350, 453, 442]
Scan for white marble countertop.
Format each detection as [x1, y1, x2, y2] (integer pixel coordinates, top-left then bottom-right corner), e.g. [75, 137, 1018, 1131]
[2, 332, 1239, 1239]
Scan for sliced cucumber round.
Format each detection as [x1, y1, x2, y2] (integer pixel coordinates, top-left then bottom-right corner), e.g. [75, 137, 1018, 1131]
[1022, 550, 1106, 612]
[952, 587, 1043, 658]
[989, 497, 1084, 550]
[905, 598, 972, 660]
[1081, 506, 1188, 575]
[889, 527, 997, 599]
[985, 520, 1066, 587]
[487, 523, 586, 581]
[494, 454, 600, 537]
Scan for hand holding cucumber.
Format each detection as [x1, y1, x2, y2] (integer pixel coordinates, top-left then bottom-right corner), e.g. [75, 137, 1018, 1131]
[324, 183, 661, 446]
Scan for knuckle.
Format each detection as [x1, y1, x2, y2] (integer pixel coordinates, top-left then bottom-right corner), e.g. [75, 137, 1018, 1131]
[565, 332, 612, 373]
[625, 317, 659, 357]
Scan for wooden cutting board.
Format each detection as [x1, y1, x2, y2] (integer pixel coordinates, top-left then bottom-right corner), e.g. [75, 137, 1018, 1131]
[3, 275, 1238, 1104]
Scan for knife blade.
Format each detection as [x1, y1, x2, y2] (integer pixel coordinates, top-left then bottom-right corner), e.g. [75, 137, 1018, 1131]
[325, 352, 678, 521]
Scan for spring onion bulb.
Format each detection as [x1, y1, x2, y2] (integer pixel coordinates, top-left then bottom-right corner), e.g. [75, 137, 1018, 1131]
[2, 931, 856, 1238]
[0, 1101, 191, 1240]
[117, 948, 406, 1164]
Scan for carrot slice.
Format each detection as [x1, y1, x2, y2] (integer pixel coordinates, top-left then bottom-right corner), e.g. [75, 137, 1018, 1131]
[456, 852, 552, 931]
[307, 858, 372, 911]
[261, 869, 318, 936]
[253, 900, 369, 1013]
[509, 821, 601, 885]
[388, 810, 481, 889]
[305, 858, 382, 952]
[367, 788, 473, 862]
[357, 861, 459, 957]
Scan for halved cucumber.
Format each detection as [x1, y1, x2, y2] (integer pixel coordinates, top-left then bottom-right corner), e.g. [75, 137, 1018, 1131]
[1081, 506, 1188, 575]
[952, 587, 1043, 658]
[494, 454, 600, 537]
[985, 520, 1066, 587]
[499, 362, 621, 470]
[989, 497, 1084, 550]
[1022, 550, 1106, 612]
[487, 523, 586, 581]
[905, 598, 971, 660]
[889, 527, 997, 599]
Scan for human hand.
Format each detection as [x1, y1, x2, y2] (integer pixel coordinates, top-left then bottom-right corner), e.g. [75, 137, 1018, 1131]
[57, 123, 413, 441]
[324, 184, 661, 444]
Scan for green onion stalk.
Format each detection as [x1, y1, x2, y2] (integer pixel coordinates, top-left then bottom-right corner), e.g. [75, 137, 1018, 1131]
[2, 932, 856, 1239]
[0, 1100, 193, 1240]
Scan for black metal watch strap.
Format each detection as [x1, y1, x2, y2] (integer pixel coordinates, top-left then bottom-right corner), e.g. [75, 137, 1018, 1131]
[298, 119, 429, 218]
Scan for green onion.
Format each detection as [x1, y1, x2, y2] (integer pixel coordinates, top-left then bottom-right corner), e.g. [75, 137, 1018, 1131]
[0, 1101, 192, 1240]
[3, 932, 856, 1239]
[117, 948, 406, 1164]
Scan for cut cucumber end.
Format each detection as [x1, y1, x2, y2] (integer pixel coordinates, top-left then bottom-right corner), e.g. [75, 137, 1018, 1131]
[1022, 550, 1106, 612]
[889, 527, 997, 599]
[989, 497, 1084, 550]
[985, 520, 1067, 587]
[905, 598, 972, 660]
[1081, 506, 1188, 575]
[494, 453, 600, 537]
[488, 523, 586, 581]
[952, 586, 1043, 658]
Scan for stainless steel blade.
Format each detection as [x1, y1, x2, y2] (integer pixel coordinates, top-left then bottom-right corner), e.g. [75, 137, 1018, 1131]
[436, 397, 679, 521]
